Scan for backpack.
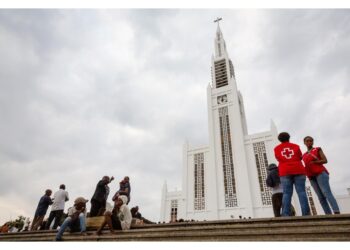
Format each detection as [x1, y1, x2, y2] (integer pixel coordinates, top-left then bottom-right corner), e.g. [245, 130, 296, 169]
[266, 175, 275, 188]
[266, 170, 280, 188]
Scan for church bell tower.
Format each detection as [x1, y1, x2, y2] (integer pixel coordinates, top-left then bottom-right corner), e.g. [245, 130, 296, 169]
[206, 18, 253, 218]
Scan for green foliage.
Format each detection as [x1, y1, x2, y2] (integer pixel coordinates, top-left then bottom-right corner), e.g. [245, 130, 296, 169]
[8, 215, 28, 231]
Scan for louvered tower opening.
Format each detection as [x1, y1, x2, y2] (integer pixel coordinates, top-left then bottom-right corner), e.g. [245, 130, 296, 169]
[214, 59, 228, 88]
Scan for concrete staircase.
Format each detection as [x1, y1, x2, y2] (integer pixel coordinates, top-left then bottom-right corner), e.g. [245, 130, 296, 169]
[1, 214, 350, 241]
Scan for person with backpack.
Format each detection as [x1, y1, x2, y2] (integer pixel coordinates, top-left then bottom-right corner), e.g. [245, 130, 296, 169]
[266, 163, 283, 217]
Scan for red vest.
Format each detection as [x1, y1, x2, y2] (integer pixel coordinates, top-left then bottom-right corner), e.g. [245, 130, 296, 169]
[274, 142, 306, 176]
[302, 147, 329, 177]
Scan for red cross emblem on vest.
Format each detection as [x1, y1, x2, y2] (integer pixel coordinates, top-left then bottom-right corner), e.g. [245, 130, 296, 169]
[282, 148, 294, 159]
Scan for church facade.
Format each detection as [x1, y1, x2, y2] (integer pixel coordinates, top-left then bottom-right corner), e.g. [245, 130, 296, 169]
[160, 24, 323, 222]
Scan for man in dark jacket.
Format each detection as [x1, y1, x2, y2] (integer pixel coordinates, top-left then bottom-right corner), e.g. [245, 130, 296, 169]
[90, 176, 114, 217]
[31, 189, 53, 230]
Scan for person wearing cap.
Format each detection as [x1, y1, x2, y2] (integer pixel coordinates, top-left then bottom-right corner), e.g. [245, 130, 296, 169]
[31, 189, 53, 230]
[96, 195, 132, 235]
[55, 197, 88, 241]
[266, 163, 283, 217]
[274, 132, 310, 216]
[45, 184, 69, 230]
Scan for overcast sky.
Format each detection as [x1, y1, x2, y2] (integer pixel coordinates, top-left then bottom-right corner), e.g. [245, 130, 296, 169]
[0, 9, 349, 225]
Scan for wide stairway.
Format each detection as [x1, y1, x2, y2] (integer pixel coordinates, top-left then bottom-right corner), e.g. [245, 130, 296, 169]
[1, 214, 350, 241]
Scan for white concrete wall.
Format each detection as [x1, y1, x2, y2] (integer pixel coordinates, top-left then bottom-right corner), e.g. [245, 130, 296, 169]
[161, 191, 182, 222]
[336, 193, 350, 213]
[244, 131, 285, 218]
[208, 68, 255, 219]
[184, 145, 215, 220]
[160, 27, 350, 222]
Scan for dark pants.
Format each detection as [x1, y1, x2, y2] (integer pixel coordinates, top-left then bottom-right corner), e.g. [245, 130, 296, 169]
[90, 199, 106, 217]
[272, 193, 283, 217]
[96, 212, 122, 234]
[46, 210, 64, 229]
[31, 215, 45, 231]
[111, 214, 122, 230]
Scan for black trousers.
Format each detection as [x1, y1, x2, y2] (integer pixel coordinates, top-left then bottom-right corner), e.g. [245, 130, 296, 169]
[111, 214, 122, 230]
[272, 193, 283, 217]
[46, 210, 64, 229]
[90, 199, 106, 217]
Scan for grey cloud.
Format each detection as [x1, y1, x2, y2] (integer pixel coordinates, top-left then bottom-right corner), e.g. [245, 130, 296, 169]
[0, 9, 349, 224]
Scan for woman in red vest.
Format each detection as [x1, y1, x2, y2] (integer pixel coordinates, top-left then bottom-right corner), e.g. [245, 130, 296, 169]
[274, 132, 310, 216]
[302, 136, 340, 214]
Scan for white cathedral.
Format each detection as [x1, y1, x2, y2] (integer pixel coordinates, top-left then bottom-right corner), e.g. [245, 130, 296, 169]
[160, 22, 350, 222]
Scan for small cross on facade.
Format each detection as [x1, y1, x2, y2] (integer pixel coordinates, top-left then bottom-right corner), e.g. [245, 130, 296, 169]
[214, 17, 222, 24]
[282, 148, 294, 159]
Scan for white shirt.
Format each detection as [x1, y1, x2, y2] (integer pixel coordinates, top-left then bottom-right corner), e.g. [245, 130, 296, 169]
[117, 204, 132, 230]
[106, 201, 131, 227]
[67, 206, 87, 217]
[105, 202, 113, 212]
[51, 189, 69, 211]
[271, 183, 283, 195]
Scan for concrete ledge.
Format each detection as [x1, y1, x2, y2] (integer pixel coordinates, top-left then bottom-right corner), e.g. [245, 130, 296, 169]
[86, 216, 104, 230]
[1, 214, 350, 241]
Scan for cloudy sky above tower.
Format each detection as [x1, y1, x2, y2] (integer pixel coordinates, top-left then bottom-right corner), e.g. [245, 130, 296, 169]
[0, 9, 349, 224]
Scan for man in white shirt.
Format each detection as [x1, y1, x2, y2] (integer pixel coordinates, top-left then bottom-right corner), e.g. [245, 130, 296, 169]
[45, 184, 69, 230]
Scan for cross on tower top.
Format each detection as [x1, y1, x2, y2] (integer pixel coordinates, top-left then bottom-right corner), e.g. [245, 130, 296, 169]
[214, 17, 223, 40]
[214, 17, 222, 24]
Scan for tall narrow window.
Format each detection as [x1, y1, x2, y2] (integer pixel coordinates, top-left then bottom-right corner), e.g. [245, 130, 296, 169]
[214, 59, 228, 88]
[194, 153, 205, 210]
[219, 107, 237, 207]
[253, 142, 272, 205]
[218, 42, 222, 57]
[170, 200, 178, 222]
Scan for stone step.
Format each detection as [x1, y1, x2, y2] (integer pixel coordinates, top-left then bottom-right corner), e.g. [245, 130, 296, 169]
[3, 213, 349, 234]
[2, 227, 349, 242]
[1, 219, 349, 239]
[1, 214, 350, 241]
